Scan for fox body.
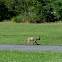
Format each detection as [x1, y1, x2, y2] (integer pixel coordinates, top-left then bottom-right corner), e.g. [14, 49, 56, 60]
[24, 36, 40, 45]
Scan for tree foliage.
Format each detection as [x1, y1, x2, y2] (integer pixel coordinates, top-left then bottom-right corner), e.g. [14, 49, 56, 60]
[0, 0, 62, 23]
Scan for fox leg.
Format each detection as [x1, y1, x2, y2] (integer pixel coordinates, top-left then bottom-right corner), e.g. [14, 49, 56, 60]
[33, 40, 38, 45]
[26, 41, 31, 45]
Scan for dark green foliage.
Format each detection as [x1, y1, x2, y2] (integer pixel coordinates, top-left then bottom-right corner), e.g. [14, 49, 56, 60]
[0, 0, 9, 21]
[0, 0, 62, 23]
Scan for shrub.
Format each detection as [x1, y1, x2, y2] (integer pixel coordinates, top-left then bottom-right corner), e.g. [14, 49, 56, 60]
[12, 16, 22, 23]
[11, 12, 46, 23]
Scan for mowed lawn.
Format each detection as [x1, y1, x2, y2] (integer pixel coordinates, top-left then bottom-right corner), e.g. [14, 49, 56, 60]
[0, 51, 62, 62]
[0, 22, 62, 45]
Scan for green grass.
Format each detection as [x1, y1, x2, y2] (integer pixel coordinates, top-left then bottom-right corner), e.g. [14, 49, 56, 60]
[0, 22, 62, 45]
[0, 51, 62, 62]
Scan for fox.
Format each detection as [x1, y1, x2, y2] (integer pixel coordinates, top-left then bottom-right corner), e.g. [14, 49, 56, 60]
[24, 36, 40, 45]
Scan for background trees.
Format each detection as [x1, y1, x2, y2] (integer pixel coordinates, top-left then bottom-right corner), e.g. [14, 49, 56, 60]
[0, 0, 62, 23]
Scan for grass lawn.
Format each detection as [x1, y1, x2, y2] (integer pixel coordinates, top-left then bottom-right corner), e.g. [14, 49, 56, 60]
[0, 51, 62, 62]
[0, 22, 62, 45]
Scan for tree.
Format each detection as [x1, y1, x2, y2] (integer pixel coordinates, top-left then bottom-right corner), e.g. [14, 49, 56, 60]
[0, 0, 9, 21]
[0, 0, 62, 22]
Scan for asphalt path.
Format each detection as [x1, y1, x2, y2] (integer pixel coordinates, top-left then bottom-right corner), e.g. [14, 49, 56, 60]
[0, 44, 62, 51]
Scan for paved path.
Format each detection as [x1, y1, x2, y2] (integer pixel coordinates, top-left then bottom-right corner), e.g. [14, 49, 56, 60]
[0, 44, 62, 51]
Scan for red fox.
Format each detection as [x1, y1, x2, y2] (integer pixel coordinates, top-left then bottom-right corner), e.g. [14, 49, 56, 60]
[24, 36, 40, 45]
